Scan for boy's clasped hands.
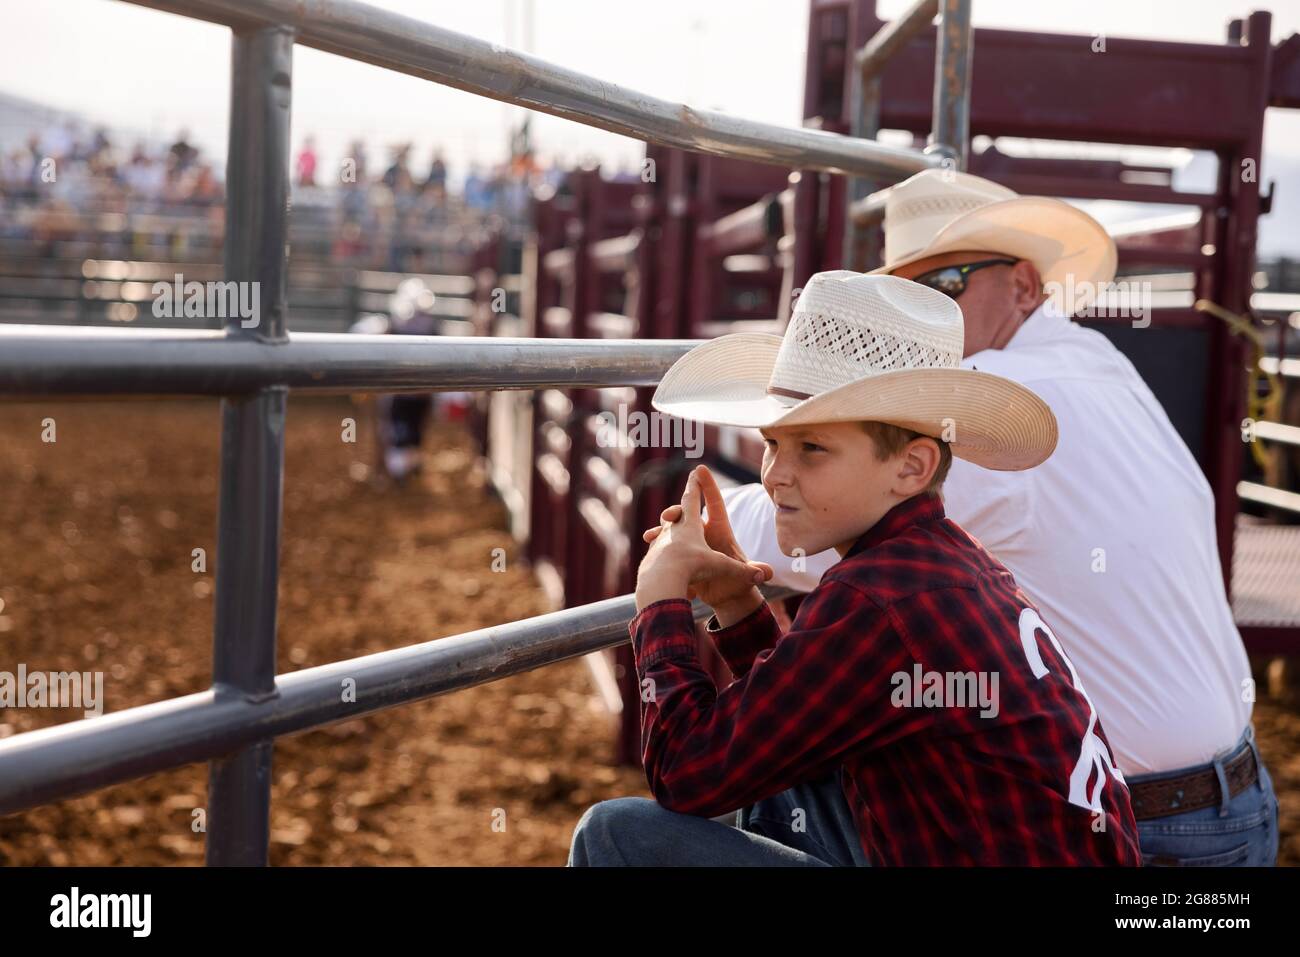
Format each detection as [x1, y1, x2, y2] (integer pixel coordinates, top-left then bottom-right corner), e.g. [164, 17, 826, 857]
[635, 464, 774, 616]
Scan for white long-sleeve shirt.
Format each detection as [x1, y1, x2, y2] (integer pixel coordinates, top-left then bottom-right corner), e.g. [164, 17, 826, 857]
[720, 300, 1252, 775]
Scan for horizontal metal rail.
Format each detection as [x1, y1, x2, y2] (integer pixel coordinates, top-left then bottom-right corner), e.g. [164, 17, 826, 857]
[850, 189, 891, 227]
[125, 0, 941, 181]
[0, 586, 794, 815]
[0, 326, 703, 397]
[124, 0, 946, 180]
[857, 0, 939, 77]
[698, 190, 790, 257]
[1260, 356, 1300, 378]
[1253, 420, 1300, 448]
[1238, 480, 1300, 514]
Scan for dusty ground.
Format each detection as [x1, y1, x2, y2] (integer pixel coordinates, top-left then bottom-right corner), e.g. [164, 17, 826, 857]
[0, 397, 1297, 865]
[0, 396, 650, 865]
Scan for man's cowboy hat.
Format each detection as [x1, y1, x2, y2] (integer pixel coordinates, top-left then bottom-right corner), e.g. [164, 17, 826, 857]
[651, 271, 1057, 471]
[867, 168, 1116, 305]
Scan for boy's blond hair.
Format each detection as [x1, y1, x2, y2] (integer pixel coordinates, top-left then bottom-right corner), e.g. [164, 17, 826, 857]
[858, 420, 952, 492]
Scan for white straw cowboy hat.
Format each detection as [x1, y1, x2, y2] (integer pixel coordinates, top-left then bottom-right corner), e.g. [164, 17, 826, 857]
[868, 168, 1117, 307]
[652, 271, 1057, 470]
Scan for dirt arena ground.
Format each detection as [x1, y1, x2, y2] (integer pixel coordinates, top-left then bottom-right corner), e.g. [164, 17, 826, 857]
[0, 396, 650, 865]
[0, 397, 1297, 866]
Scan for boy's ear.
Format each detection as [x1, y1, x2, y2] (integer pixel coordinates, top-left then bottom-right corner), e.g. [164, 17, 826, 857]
[894, 436, 940, 495]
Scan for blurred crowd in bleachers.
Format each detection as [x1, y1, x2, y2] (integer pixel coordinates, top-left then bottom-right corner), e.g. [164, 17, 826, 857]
[0, 116, 573, 271]
[321, 136, 568, 271]
[1, 121, 221, 212]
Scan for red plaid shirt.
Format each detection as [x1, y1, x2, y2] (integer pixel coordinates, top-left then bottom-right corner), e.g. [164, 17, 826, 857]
[629, 490, 1141, 866]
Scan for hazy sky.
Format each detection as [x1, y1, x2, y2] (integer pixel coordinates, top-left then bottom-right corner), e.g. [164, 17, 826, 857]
[3, 0, 1299, 186]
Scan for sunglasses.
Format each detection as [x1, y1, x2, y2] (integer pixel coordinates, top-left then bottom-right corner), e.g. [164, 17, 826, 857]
[910, 258, 1018, 300]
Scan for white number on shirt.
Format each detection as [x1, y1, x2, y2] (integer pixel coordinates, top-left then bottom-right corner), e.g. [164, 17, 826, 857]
[1018, 608, 1126, 812]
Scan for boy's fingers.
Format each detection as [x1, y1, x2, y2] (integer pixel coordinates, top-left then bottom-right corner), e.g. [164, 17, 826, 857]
[660, 504, 683, 523]
[698, 551, 767, 584]
[679, 468, 703, 526]
[696, 466, 734, 533]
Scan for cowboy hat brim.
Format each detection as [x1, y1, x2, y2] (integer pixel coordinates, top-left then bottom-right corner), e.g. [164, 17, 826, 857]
[651, 332, 1058, 471]
[869, 196, 1117, 307]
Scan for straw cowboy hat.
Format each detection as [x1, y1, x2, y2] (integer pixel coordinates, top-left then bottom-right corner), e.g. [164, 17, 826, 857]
[867, 168, 1116, 306]
[651, 271, 1057, 470]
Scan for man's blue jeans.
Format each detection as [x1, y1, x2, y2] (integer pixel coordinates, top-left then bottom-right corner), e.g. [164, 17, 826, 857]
[1129, 724, 1279, 867]
[567, 766, 869, 866]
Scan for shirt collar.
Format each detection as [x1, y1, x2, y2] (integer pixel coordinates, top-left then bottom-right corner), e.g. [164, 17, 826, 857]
[841, 490, 946, 561]
[1001, 297, 1068, 351]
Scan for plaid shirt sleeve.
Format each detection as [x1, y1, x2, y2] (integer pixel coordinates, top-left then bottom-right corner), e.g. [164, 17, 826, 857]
[705, 598, 779, 679]
[628, 583, 914, 818]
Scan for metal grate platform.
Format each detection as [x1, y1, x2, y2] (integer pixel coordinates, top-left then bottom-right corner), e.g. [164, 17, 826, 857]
[1232, 516, 1300, 627]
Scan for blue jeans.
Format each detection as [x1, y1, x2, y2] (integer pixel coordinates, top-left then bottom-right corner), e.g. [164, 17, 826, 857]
[567, 766, 869, 866]
[1129, 724, 1279, 867]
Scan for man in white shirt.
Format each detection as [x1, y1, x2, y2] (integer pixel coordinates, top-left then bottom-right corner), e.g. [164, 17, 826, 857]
[717, 169, 1278, 866]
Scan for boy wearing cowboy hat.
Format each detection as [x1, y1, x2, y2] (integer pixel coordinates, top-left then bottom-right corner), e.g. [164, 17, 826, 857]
[721, 168, 1276, 866]
[568, 271, 1140, 866]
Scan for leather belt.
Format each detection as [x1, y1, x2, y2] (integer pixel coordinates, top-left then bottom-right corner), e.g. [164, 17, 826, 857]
[1128, 738, 1258, 821]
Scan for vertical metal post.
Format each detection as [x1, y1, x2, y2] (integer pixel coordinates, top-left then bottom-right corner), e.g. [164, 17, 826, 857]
[930, 0, 973, 170]
[841, 1, 880, 272]
[563, 171, 595, 607]
[841, 71, 883, 272]
[841, 0, 943, 272]
[206, 24, 294, 867]
[1206, 11, 1272, 593]
[789, 170, 821, 310]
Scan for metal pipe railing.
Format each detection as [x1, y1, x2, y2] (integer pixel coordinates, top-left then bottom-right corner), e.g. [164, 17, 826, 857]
[841, 0, 967, 271]
[0, 328, 703, 396]
[1253, 420, 1300, 447]
[930, 0, 974, 169]
[1237, 481, 1300, 515]
[850, 188, 890, 227]
[207, 391, 283, 865]
[0, 587, 795, 816]
[856, 0, 940, 76]
[0, 0, 967, 864]
[205, 25, 296, 864]
[125, 0, 941, 181]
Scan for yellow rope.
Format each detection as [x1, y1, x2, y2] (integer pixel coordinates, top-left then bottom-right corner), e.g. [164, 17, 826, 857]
[1193, 298, 1282, 471]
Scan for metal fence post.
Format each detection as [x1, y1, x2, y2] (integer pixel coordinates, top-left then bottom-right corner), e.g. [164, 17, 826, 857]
[206, 23, 294, 867]
[841, 0, 940, 272]
[930, 0, 973, 170]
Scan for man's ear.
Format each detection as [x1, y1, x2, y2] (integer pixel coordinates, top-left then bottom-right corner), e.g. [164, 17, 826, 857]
[1011, 260, 1046, 315]
[895, 436, 940, 495]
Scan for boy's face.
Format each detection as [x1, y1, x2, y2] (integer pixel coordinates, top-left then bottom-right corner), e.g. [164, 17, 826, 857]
[759, 420, 916, 559]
